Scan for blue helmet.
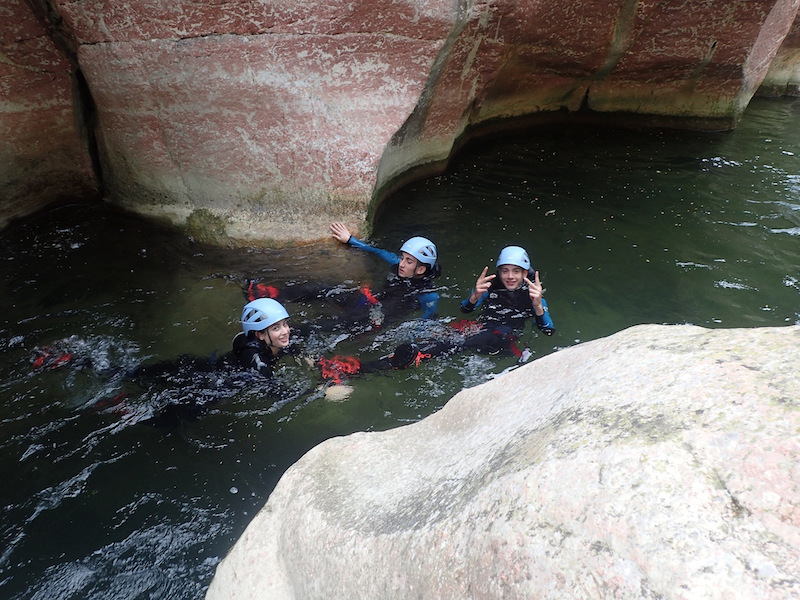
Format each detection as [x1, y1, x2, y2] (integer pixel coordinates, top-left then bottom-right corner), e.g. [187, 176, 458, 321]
[400, 236, 437, 267]
[497, 246, 530, 271]
[241, 298, 289, 335]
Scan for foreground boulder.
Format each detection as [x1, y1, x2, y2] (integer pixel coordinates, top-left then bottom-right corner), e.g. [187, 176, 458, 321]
[206, 324, 800, 599]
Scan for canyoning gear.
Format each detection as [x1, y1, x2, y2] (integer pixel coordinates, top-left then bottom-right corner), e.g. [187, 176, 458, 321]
[359, 285, 380, 306]
[232, 331, 282, 377]
[31, 347, 73, 371]
[461, 278, 555, 335]
[319, 355, 361, 384]
[346, 236, 399, 264]
[389, 343, 419, 369]
[345, 235, 441, 320]
[413, 350, 432, 367]
[449, 319, 486, 337]
[106, 347, 307, 426]
[381, 270, 438, 319]
[246, 280, 280, 302]
[449, 320, 516, 353]
[241, 298, 289, 335]
[400, 236, 438, 267]
[496, 246, 531, 271]
[411, 321, 530, 359]
[388, 343, 431, 369]
[319, 343, 433, 379]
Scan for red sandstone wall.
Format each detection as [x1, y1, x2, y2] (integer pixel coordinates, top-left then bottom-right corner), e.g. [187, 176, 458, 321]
[59, 0, 454, 244]
[379, 0, 800, 201]
[2, 0, 799, 244]
[0, 0, 97, 228]
[761, 7, 800, 94]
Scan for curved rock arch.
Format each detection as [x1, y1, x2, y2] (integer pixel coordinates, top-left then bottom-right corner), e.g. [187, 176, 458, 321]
[3, 0, 800, 245]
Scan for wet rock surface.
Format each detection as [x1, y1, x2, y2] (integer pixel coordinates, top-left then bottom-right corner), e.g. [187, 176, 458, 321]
[207, 324, 800, 600]
[4, 1, 800, 243]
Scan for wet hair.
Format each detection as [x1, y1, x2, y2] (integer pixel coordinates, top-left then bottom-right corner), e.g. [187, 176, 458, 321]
[426, 262, 442, 279]
[412, 259, 441, 279]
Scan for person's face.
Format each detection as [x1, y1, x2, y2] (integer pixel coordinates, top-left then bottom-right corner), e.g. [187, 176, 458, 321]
[498, 264, 527, 290]
[398, 252, 427, 278]
[257, 319, 291, 351]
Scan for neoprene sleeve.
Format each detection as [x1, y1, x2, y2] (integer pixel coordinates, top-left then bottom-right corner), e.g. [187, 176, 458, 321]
[346, 236, 400, 265]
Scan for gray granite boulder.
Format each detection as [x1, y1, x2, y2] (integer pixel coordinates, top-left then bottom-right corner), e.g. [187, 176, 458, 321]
[206, 324, 800, 599]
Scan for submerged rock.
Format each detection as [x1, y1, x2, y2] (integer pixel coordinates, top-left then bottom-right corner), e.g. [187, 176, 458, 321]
[324, 384, 355, 403]
[206, 324, 799, 599]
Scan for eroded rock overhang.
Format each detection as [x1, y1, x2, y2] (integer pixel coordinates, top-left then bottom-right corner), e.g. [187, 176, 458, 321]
[3, 0, 800, 245]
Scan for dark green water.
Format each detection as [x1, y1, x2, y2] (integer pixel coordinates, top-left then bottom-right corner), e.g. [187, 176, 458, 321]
[1, 98, 798, 599]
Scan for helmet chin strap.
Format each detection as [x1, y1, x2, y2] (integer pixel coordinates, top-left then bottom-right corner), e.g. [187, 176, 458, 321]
[266, 331, 281, 354]
[258, 329, 280, 354]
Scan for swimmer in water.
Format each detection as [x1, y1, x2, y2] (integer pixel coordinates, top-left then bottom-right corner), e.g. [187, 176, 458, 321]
[245, 224, 442, 334]
[232, 298, 293, 376]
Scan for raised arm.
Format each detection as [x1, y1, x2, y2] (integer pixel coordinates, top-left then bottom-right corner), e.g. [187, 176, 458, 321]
[524, 271, 555, 335]
[461, 266, 495, 312]
[524, 271, 544, 316]
[329, 222, 399, 265]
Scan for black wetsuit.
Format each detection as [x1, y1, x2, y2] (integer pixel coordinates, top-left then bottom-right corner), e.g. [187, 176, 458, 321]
[244, 236, 440, 332]
[376, 263, 439, 318]
[231, 331, 284, 377]
[461, 279, 555, 334]
[98, 333, 303, 425]
[372, 279, 557, 366]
